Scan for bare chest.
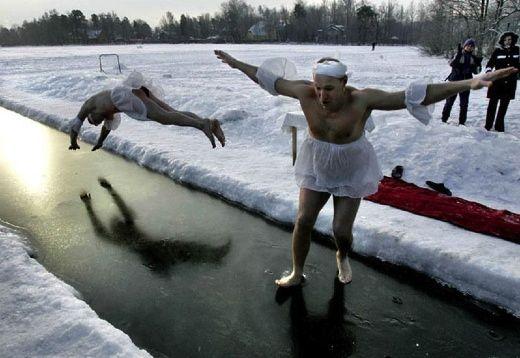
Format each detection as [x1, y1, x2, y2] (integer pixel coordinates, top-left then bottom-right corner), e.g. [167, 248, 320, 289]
[300, 102, 368, 143]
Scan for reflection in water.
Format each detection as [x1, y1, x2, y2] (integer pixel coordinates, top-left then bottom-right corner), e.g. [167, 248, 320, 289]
[0, 112, 50, 194]
[80, 178, 231, 274]
[276, 279, 356, 357]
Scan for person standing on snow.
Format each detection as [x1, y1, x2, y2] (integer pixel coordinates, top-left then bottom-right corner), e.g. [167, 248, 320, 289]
[215, 49, 516, 287]
[484, 32, 520, 132]
[441, 38, 483, 125]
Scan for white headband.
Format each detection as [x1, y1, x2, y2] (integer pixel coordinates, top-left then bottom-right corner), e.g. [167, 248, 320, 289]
[312, 60, 348, 78]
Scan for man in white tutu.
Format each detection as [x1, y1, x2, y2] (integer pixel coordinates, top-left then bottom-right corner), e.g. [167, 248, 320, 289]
[215, 49, 517, 287]
[68, 71, 225, 151]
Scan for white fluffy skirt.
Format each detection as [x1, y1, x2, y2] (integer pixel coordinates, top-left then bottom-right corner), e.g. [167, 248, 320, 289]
[110, 85, 148, 121]
[294, 135, 383, 198]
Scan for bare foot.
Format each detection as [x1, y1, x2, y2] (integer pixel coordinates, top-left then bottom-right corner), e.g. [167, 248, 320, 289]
[275, 271, 305, 287]
[336, 251, 352, 284]
[202, 119, 216, 148]
[210, 119, 226, 147]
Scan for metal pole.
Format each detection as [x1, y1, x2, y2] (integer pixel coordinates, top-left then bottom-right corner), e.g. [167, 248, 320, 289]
[99, 54, 121, 74]
[116, 54, 122, 74]
[291, 126, 297, 166]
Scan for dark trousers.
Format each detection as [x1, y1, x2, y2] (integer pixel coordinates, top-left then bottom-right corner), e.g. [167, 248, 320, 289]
[442, 90, 470, 124]
[485, 97, 510, 132]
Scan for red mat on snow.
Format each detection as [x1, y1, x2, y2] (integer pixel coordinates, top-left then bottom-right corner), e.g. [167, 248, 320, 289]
[365, 177, 520, 244]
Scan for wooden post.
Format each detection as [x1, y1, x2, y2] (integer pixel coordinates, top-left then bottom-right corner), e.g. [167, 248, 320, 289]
[291, 126, 297, 165]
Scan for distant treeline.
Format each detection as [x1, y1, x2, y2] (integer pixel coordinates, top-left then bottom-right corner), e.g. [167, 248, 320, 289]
[1, 0, 519, 56]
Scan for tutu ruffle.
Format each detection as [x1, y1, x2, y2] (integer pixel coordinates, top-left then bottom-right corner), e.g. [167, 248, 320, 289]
[294, 135, 383, 197]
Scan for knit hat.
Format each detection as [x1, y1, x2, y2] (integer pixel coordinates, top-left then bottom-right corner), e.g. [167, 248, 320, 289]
[463, 38, 476, 47]
[498, 32, 518, 47]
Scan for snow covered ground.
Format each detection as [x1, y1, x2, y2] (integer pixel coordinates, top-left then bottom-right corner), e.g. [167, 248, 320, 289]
[0, 222, 150, 357]
[0, 43, 519, 330]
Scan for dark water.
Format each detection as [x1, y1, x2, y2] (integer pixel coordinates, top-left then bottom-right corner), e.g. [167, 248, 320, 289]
[0, 108, 519, 357]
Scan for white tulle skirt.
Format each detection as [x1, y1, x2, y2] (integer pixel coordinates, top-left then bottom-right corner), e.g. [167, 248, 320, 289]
[294, 135, 383, 198]
[110, 85, 148, 121]
[109, 71, 167, 122]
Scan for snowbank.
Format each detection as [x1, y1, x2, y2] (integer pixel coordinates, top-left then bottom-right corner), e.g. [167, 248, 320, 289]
[0, 223, 151, 357]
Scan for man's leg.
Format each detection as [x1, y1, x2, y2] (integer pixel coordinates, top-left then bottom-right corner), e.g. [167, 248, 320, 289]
[332, 196, 361, 284]
[441, 94, 456, 122]
[494, 98, 510, 132]
[276, 188, 331, 287]
[137, 94, 223, 147]
[485, 97, 499, 130]
[147, 91, 211, 121]
[146, 91, 175, 112]
[458, 90, 470, 125]
[144, 90, 225, 147]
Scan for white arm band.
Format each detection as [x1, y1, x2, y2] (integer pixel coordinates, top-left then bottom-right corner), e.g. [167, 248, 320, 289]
[256, 58, 298, 96]
[405, 81, 434, 125]
[256, 67, 281, 96]
[70, 117, 84, 133]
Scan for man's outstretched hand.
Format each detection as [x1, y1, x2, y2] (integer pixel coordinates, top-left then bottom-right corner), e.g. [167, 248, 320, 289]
[471, 67, 518, 90]
[214, 50, 238, 69]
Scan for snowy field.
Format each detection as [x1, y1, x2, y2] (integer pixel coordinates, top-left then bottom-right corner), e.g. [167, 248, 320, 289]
[0, 42, 519, 332]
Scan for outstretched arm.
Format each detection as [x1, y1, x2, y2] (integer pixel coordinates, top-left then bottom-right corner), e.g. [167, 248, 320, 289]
[214, 50, 309, 99]
[92, 125, 111, 151]
[80, 192, 110, 238]
[360, 89, 406, 111]
[214, 50, 259, 84]
[363, 67, 518, 111]
[421, 67, 517, 105]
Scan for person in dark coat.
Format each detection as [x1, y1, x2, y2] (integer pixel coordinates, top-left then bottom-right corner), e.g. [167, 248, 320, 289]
[441, 38, 483, 125]
[484, 31, 520, 132]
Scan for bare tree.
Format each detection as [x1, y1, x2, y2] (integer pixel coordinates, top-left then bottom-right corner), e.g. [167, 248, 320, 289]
[356, 4, 378, 43]
[440, 0, 520, 54]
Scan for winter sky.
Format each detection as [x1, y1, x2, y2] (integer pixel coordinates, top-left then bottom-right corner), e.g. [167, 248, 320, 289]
[1, 0, 417, 28]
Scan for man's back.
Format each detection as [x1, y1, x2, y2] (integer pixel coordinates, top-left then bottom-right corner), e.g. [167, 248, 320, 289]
[88, 90, 116, 116]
